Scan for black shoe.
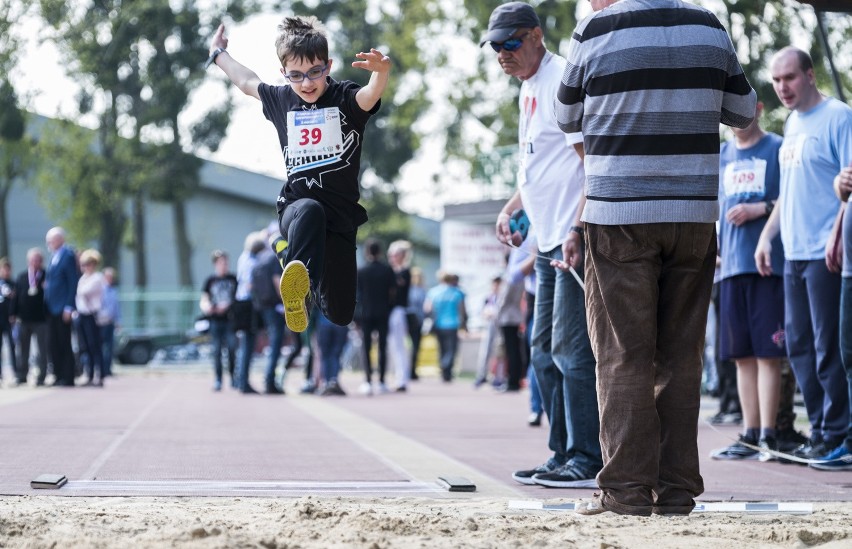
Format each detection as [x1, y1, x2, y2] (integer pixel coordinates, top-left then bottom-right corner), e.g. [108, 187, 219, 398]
[265, 384, 284, 395]
[532, 462, 597, 488]
[710, 435, 759, 460]
[528, 411, 543, 427]
[777, 437, 826, 465]
[776, 427, 809, 453]
[319, 380, 347, 396]
[511, 457, 562, 485]
[395, 385, 407, 393]
[241, 385, 260, 394]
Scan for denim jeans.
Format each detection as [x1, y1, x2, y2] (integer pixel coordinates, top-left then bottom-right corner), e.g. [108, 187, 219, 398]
[261, 307, 285, 388]
[238, 328, 256, 391]
[209, 317, 236, 383]
[317, 320, 349, 382]
[435, 328, 459, 381]
[839, 277, 852, 449]
[531, 246, 601, 474]
[784, 259, 847, 444]
[100, 323, 115, 376]
[585, 223, 715, 516]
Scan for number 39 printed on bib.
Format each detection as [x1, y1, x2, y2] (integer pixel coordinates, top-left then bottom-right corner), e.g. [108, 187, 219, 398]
[287, 108, 344, 158]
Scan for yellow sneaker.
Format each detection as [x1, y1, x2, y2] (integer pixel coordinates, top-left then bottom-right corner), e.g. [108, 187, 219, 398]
[280, 260, 310, 333]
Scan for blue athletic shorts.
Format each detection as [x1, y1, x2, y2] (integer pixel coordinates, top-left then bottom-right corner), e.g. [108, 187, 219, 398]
[719, 274, 786, 360]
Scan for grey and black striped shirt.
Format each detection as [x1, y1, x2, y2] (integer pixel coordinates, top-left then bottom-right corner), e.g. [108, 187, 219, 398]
[556, 0, 756, 225]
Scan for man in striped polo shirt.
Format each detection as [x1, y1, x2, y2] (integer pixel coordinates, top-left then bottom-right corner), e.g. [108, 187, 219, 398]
[554, 0, 755, 516]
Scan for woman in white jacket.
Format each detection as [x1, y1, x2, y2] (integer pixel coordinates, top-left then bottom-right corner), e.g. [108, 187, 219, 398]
[76, 249, 106, 386]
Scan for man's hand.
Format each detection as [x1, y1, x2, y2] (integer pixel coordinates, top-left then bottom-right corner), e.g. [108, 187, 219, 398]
[835, 167, 852, 202]
[725, 202, 764, 227]
[210, 23, 228, 54]
[754, 237, 773, 277]
[352, 49, 391, 73]
[495, 211, 515, 245]
[552, 232, 583, 272]
[62, 310, 73, 324]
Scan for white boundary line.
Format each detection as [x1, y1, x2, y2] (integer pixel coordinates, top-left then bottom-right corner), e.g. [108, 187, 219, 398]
[508, 500, 814, 514]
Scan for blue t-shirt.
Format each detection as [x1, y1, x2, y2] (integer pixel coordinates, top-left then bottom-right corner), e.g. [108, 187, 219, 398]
[426, 284, 466, 330]
[719, 133, 784, 279]
[779, 97, 852, 260]
[843, 202, 851, 278]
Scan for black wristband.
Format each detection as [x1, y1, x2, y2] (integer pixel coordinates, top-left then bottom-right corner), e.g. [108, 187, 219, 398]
[205, 47, 226, 69]
[569, 225, 585, 236]
[764, 200, 774, 216]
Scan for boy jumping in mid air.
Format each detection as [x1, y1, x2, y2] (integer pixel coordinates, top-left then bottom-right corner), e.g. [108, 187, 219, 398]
[207, 16, 390, 332]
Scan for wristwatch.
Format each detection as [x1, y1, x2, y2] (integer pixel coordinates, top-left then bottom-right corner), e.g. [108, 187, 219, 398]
[205, 47, 226, 69]
[764, 200, 775, 216]
[569, 225, 585, 237]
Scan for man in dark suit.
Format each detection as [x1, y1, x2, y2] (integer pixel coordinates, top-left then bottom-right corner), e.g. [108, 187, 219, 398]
[44, 227, 79, 386]
[11, 248, 49, 386]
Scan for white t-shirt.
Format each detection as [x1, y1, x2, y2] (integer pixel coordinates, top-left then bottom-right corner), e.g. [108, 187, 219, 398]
[517, 51, 585, 253]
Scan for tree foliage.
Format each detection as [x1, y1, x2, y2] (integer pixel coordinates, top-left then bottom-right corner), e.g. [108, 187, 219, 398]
[0, 0, 34, 259]
[35, 0, 251, 285]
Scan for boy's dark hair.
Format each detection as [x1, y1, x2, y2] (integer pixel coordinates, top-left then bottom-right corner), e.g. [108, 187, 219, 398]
[276, 16, 329, 66]
[365, 239, 383, 258]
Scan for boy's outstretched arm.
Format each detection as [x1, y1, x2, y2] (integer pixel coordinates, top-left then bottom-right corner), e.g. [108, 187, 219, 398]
[209, 23, 262, 100]
[352, 48, 391, 112]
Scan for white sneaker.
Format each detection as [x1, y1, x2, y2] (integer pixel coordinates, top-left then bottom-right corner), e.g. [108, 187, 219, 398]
[377, 382, 390, 394]
[358, 382, 373, 396]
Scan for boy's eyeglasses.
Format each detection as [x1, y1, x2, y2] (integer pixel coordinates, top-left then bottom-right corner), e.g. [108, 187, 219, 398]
[284, 64, 328, 83]
[490, 32, 531, 53]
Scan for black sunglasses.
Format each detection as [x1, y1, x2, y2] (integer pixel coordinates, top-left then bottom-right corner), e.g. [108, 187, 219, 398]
[490, 32, 531, 53]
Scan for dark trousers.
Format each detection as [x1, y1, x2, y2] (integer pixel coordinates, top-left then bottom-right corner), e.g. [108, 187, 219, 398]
[501, 325, 523, 390]
[0, 322, 16, 378]
[435, 328, 459, 381]
[318, 321, 349, 382]
[47, 312, 75, 385]
[17, 321, 48, 384]
[279, 198, 357, 326]
[100, 323, 115, 376]
[77, 313, 104, 381]
[407, 313, 423, 379]
[784, 259, 847, 444]
[586, 223, 716, 516]
[361, 316, 388, 384]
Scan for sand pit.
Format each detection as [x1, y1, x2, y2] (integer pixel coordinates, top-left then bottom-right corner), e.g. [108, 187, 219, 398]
[1, 496, 851, 548]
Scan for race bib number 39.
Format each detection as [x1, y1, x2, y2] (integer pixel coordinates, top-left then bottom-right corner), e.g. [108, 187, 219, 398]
[287, 108, 344, 157]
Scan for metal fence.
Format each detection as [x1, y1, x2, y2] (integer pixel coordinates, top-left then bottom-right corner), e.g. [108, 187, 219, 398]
[118, 288, 199, 332]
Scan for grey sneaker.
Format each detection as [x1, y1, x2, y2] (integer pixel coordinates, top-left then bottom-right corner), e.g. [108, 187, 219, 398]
[710, 435, 759, 460]
[511, 457, 562, 485]
[532, 462, 597, 488]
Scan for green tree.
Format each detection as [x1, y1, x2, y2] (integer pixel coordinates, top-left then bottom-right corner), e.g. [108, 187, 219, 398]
[36, 0, 253, 285]
[0, 0, 35, 259]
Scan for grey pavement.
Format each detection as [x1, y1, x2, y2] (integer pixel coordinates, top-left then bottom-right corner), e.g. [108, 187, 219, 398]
[0, 361, 850, 502]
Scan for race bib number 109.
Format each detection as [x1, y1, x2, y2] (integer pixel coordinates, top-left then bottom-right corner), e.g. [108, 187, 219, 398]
[287, 108, 344, 157]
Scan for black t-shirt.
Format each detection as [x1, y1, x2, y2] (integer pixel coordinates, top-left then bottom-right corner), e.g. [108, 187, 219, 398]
[356, 260, 396, 319]
[258, 78, 380, 233]
[202, 273, 237, 320]
[392, 268, 411, 309]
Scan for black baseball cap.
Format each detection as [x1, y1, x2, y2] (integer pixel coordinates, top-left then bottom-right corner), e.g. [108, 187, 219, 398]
[479, 2, 541, 47]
